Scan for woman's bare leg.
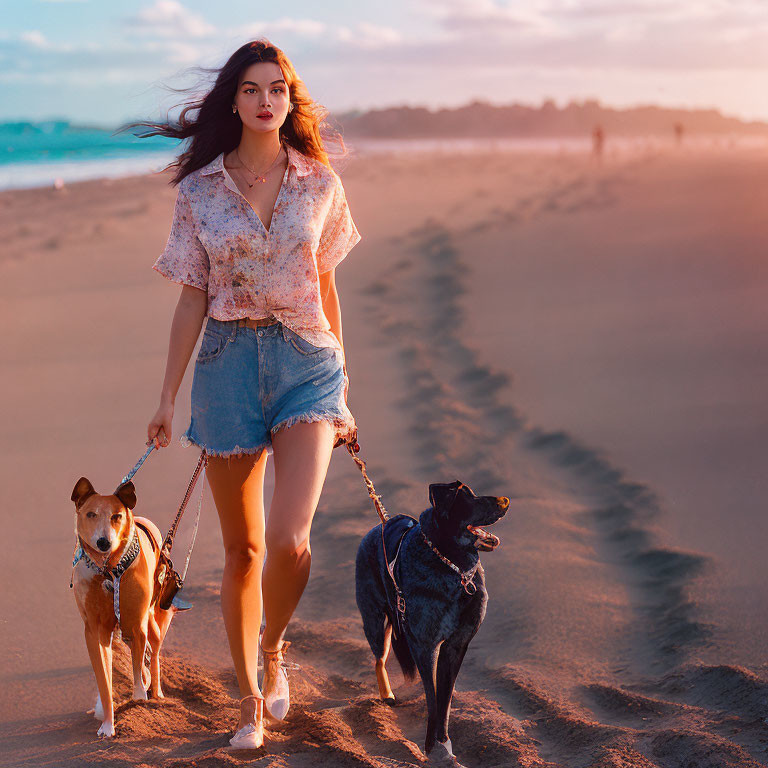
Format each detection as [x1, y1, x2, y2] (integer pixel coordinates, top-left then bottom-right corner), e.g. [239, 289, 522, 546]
[261, 420, 334, 651]
[206, 449, 269, 699]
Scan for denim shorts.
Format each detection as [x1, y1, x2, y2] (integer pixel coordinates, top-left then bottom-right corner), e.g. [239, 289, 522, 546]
[179, 317, 356, 458]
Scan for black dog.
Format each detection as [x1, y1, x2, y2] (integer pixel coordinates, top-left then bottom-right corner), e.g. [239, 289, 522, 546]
[355, 480, 509, 764]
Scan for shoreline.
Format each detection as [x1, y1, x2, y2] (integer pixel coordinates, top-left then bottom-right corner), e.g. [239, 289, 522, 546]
[3, 133, 766, 192]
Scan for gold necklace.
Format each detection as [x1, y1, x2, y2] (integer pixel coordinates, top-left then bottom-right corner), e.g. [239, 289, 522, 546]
[233, 143, 285, 187]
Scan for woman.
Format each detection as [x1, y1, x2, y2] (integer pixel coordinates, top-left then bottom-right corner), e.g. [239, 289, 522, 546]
[134, 39, 361, 749]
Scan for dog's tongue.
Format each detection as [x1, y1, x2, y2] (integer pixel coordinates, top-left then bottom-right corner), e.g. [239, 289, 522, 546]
[468, 524, 500, 550]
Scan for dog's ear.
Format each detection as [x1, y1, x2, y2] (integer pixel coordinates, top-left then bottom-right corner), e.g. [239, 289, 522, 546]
[429, 481, 462, 516]
[72, 477, 97, 509]
[114, 480, 137, 511]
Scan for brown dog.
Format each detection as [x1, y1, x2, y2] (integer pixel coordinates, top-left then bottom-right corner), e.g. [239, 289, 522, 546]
[71, 478, 178, 738]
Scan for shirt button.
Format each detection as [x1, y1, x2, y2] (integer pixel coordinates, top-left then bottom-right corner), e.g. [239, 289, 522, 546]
[258, 330, 264, 337]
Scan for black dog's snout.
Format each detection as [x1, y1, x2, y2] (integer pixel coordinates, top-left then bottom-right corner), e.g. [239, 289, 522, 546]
[96, 537, 111, 551]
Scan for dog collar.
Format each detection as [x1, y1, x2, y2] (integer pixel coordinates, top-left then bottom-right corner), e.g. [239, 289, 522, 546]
[420, 530, 479, 595]
[74, 524, 141, 631]
[77, 523, 140, 579]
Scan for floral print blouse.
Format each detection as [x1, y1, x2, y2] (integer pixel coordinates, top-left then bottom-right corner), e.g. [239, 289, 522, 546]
[152, 142, 362, 362]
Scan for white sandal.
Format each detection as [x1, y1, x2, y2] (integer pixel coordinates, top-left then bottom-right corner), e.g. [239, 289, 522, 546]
[229, 694, 265, 749]
[260, 639, 301, 721]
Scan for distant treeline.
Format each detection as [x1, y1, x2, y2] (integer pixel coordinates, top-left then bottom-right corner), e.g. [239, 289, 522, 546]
[334, 99, 768, 139]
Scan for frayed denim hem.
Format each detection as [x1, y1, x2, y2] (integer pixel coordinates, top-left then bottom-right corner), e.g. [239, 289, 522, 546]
[179, 432, 271, 466]
[269, 408, 356, 447]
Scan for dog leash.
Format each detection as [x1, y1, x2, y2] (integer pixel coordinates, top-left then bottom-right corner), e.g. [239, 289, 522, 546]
[158, 448, 208, 598]
[120, 441, 158, 484]
[343, 436, 413, 636]
[180, 457, 205, 581]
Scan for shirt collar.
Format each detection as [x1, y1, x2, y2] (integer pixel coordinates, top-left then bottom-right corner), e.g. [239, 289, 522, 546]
[199, 142, 314, 178]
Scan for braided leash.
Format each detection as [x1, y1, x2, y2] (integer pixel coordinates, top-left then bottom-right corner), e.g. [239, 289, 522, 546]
[344, 437, 389, 524]
[181, 457, 206, 581]
[120, 441, 158, 485]
[343, 436, 413, 634]
[150, 448, 208, 612]
[162, 448, 207, 558]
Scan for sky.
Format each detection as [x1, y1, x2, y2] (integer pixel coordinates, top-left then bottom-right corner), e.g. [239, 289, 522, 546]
[1, 0, 767, 126]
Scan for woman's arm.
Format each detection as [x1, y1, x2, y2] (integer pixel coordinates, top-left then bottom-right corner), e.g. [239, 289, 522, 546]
[319, 267, 343, 357]
[319, 268, 349, 401]
[148, 284, 207, 447]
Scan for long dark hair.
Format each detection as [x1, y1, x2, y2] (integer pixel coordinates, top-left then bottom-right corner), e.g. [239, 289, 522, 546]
[116, 38, 350, 187]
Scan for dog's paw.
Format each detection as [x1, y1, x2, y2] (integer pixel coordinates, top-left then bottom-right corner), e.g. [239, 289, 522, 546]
[132, 685, 148, 701]
[428, 755, 466, 767]
[426, 740, 469, 768]
[97, 720, 115, 738]
[427, 738, 454, 761]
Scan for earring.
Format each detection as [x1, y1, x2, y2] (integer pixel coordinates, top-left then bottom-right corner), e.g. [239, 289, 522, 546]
[232, 105, 237, 113]
[288, 102, 294, 113]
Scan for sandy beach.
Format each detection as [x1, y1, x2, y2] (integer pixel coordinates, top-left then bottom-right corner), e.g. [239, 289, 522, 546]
[1, 140, 767, 767]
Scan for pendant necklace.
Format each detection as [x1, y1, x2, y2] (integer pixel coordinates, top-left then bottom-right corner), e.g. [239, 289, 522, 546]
[234, 143, 285, 188]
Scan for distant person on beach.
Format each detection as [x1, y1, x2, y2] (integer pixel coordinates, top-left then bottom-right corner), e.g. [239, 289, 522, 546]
[592, 124, 605, 161]
[674, 122, 685, 146]
[125, 38, 362, 748]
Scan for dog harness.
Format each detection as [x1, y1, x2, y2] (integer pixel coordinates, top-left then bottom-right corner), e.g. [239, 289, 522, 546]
[69, 442, 207, 637]
[340, 443, 486, 640]
[380, 515, 481, 641]
[72, 522, 142, 632]
[381, 515, 417, 639]
[68, 441, 157, 596]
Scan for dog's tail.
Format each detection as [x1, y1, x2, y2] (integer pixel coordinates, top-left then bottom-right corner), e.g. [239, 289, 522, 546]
[389, 620, 417, 682]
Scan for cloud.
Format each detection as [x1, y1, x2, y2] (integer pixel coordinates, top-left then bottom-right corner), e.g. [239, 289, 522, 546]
[405, 0, 768, 70]
[124, 0, 216, 39]
[4, 0, 768, 111]
[236, 17, 402, 49]
[241, 18, 328, 39]
[4, 32, 207, 76]
[551, 0, 685, 20]
[548, 0, 767, 21]
[3, 5, 402, 90]
[339, 21, 402, 47]
[421, 0, 561, 37]
[17, 30, 102, 52]
[20, 30, 50, 48]
[418, 0, 768, 49]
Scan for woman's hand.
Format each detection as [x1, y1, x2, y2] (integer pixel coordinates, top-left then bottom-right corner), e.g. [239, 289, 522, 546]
[147, 286, 207, 450]
[148, 398, 174, 449]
